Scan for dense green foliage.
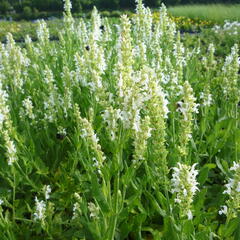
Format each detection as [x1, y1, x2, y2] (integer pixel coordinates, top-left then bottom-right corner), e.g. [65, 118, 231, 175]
[0, 0, 240, 239]
[0, 15, 215, 42]
[168, 4, 240, 23]
[0, 0, 240, 16]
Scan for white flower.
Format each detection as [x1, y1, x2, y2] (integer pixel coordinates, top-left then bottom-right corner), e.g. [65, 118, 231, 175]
[57, 127, 67, 136]
[219, 205, 228, 215]
[200, 92, 212, 107]
[171, 163, 199, 219]
[88, 202, 100, 219]
[0, 83, 10, 130]
[63, 0, 72, 12]
[183, 189, 187, 196]
[223, 162, 240, 196]
[25, 35, 32, 45]
[36, 20, 49, 43]
[0, 113, 4, 123]
[3, 131, 17, 166]
[236, 182, 240, 193]
[161, 93, 170, 119]
[175, 198, 181, 203]
[91, 134, 99, 145]
[72, 202, 81, 219]
[7, 141, 17, 165]
[44, 185, 51, 200]
[80, 128, 88, 138]
[0, 199, 4, 205]
[22, 96, 35, 120]
[230, 161, 240, 171]
[33, 197, 46, 221]
[187, 210, 193, 220]
[222, 161, 240, 217]
[223, 179, 234, 195]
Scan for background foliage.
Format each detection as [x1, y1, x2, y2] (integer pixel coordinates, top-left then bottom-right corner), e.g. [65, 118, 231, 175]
[0, 0, 240, 16]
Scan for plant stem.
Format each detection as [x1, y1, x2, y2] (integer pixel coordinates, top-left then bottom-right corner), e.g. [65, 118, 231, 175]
[235, 104, 238, 162]
[108, 145, 122, 240]
[12, 166, 16, 224]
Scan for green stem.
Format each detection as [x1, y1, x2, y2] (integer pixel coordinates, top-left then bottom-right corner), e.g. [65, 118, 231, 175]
[15, 162, 38, 190]
[172, 110, 176, 149]
[15, 217, 33, 223]
[12, 166, 16, 224]
[108, 145, 122, 240]
[108, 173, 120, 240]
[235, 104, 238, 162]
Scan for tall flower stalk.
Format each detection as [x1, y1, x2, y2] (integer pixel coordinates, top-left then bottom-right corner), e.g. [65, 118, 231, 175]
[177, 81, 199, 157]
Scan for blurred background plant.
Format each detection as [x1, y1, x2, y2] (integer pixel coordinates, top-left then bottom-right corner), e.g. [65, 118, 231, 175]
[0, 0, 240, 20]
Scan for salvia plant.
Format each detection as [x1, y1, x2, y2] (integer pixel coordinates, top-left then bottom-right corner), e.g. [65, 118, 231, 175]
[0, 0, 239, 239]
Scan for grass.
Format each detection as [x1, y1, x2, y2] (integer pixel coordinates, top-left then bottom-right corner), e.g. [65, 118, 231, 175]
[0, 19, 63, 42]
[168, 4, 240, 23]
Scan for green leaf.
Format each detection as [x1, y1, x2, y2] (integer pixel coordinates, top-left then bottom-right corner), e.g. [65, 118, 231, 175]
[163, 216, 180, 240]
[118, 221, 133, 240]
[144, 191, 166, 217]
[183, 220, 194, 236]
[224, 218, 240, 238]
[198, 163, 216, 185]
[80, 220, 102, 240]
[234, 213, 240, 240]
[90, 173, 110, 214]
[216, 158, 228, 175]
[194, 188, 207, 215]
[155, 191, 168, 211]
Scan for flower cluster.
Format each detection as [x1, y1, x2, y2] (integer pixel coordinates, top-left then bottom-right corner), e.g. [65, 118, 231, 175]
[213, 21, 240, 36]
[102, 107, 121, 141]
[153, 4, 176, 49]
[171, 163, 199, 219]
[33, 185, 52, 222]
[0, 78, 18, 166]
[72, 193, 82, 220]
[222, 44, 240, 104]
[22, 96, 35, 120]
[36, 20, 49, 44]
[173, 32, 186, 83]
[133, 0, 152, 44]
[133, 116, 151, 164]
[75, 105, 106, 169]
[88, 202, 100, 220]
[220, 162, 240, 217]
[63, 0, 72, 13]
[33, 197, 46, 222]
[43, 67, 59, 123]
[177, 81, 199, 156]
[200, 91, 213, 107]
[207, 43, 216, 67]
[1, 33, 29, 91]
[0, 82, 10, 131]
[115, 15, 134, 100]
[3, 130, 17, 166]
[44, 185, 52, 201]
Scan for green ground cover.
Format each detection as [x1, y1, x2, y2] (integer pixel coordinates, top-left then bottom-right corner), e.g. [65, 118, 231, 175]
[168, 4, 240, 23]
[0, 19, 63, 42]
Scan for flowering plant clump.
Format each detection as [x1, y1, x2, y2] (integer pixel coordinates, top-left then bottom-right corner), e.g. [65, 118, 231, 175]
[171, 163, 199, 220]
[0, 0, 239, 239]
[213, 20, 240, 36]
[219, 162, 240, 219]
